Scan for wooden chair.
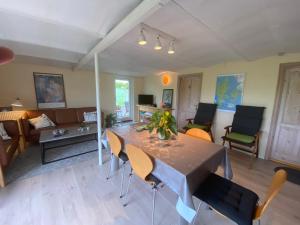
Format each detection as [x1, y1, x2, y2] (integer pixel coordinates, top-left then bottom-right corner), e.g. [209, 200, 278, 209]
[184, 103, 217, 142]
[123, 144, 161, 225]
[186, 128, 212, 142]
[192, 169, 287, 225]
[222, 105, 265, 158]
[106, 129, 128, 198]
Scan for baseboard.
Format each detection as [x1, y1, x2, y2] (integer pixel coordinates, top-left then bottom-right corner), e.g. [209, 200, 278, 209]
[271, 159, 300, 170]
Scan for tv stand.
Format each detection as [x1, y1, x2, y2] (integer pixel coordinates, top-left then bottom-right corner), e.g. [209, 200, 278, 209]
[136, 105, 173, 122]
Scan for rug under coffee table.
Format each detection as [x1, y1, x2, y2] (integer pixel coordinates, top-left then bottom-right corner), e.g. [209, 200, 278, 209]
[39, 124, 98, 164]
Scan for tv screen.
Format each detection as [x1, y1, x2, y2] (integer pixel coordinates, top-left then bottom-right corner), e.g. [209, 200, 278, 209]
[138, 95, 153, 105]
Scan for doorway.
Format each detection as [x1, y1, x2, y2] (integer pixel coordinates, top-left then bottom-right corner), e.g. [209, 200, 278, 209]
[115, 79, 131, 121]
[177, 74, 202, 129]
[267, 62, 300, 167]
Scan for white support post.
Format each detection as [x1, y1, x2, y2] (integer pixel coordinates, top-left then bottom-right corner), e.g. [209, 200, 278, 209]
[94, 52, 103, 165]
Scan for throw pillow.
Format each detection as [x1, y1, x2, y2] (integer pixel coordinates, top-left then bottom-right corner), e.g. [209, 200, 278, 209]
[29, 114, 56, 129]
[0, 123, 11, 140]
[42, 114, 56, 127]
[83, 111, 97, 122]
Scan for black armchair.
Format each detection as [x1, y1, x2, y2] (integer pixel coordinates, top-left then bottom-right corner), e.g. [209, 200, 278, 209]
[222, 105, 265, 158]
[184, 103, 217, 142]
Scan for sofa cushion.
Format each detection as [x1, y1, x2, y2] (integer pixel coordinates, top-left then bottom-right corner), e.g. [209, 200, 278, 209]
[26, 110, 56, 123]
[76, 107, 96, 122]
[55, 108, 78, 124]
[83, 111, 97, 122]
[29, 114, 56, 129]
[0, 122, 11, 140]
[3, 120, 20, 138]
[0, 137, 19, 167]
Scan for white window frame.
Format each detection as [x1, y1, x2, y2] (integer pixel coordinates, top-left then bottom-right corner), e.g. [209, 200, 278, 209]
[114, 77, 134, 121]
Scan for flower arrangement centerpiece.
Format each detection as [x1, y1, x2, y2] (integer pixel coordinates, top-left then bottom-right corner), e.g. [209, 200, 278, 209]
[147, 111, 177, 140]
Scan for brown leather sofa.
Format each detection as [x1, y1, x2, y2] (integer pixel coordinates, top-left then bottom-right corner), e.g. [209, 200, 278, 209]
[21, 107, 104, 143]
[0, 120, 20, 187]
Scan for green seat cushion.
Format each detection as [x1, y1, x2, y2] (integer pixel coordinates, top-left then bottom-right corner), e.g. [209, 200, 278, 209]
[186, 124, 208, 131]
[226, 132, 255, 144]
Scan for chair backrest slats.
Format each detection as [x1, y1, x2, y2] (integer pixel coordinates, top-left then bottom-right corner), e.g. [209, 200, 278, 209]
[186, 128, 212, 142]
[231, 105, 265, 136]
[106, 130, 122, 157]
[254, 169, 287, 219]
[126, 144, 153, 181]
[193, 103, 217, 125]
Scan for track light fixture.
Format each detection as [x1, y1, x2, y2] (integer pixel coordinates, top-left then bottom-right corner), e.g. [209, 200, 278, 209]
[154, 35, 162, 50]
[138, 29, 147, 45]
[137, 23, 176, 54]
[168, 41, 175, 54]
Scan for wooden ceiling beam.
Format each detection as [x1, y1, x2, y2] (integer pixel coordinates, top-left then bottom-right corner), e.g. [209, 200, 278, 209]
[74, 0, 170, 70]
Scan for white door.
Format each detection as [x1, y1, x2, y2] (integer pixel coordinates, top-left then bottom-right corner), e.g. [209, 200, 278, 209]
[177, 75, 202, 129]
[271, 67, 300, 166]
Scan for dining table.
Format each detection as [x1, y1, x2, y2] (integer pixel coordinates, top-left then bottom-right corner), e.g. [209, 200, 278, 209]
[103, 123, 233, 225]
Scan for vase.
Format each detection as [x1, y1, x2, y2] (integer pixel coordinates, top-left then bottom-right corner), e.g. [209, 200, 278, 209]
[158, 132, 171, 140]
[158, 132, 166, 140]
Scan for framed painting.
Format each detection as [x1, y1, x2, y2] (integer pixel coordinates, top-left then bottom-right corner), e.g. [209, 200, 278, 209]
[162, 89, 173, 108]
[33, 72, 67, 108]
[214, 73, 245, 111]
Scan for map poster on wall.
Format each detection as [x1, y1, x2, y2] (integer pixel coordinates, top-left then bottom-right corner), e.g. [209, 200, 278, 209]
[214, 73, 245, 111]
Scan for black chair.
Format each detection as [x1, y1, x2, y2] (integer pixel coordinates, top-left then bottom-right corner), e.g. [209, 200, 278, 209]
[192, 170, 287, 225]
[222, 105, 265, 158]
[185, 103, 217, 142]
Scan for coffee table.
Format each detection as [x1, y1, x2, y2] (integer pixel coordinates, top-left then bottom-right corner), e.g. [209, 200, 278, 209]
[39, 124, 98, 164]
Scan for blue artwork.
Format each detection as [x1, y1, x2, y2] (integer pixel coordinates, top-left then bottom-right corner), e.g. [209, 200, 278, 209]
[214, 74, 244, 111]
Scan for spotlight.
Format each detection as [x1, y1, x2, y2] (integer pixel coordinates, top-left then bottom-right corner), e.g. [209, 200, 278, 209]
[154, 35, 162, 50]
[168, 41, 175, 54]
[138, 29, 147, 45]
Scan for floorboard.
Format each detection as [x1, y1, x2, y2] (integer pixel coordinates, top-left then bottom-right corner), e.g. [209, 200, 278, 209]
[0, 149, 299, 225]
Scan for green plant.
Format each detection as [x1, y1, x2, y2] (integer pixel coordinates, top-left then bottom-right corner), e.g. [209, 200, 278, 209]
[147, 111, 177, 140]
[105, 113, 117, 128]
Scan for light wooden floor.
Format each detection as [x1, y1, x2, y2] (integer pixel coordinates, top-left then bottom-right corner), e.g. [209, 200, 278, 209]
[0, 150, 300, 225]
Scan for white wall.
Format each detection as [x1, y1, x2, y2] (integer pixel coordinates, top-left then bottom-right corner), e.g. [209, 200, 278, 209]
[144, 53, 300, 158]
[143, 72, 178, 115]
[0, 62, 94, 108]
[0, 62, 144, 120]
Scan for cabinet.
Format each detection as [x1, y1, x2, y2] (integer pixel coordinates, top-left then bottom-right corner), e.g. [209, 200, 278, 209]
[136, 105, 173, 122]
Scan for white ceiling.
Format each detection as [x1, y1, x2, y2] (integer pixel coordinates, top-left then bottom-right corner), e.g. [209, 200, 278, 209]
[1, 0, 300, 76]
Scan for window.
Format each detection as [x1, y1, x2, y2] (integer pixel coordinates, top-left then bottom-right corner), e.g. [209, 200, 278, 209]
[115, 79, 131, 121]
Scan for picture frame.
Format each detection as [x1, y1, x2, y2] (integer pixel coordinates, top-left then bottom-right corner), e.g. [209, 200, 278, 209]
[33, 72, 67, 109]
[162, 89, 173, 108]
[214, 73, 245, 112]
